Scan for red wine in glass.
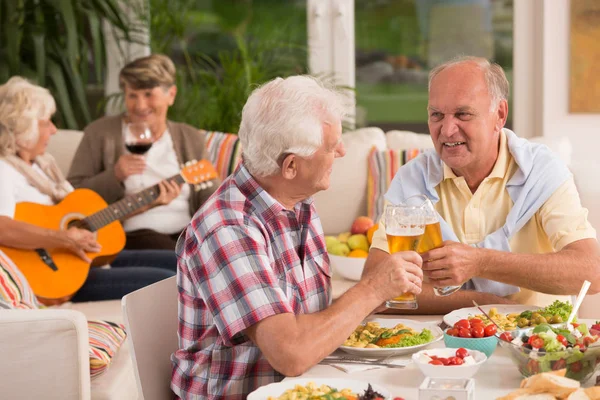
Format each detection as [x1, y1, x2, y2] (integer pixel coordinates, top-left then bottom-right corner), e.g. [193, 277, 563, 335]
[125, 142, 153, 155]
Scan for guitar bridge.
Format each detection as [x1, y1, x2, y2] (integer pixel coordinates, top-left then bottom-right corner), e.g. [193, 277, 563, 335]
[35, 249, 58, 272]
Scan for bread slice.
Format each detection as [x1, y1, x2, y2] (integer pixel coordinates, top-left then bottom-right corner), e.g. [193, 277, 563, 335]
[584, 387, 600, 400]
[566, 389, 591, 400]
[497, 389, 557, 400]
[521, 371, 568, 388]
[522, 373, 580, 398]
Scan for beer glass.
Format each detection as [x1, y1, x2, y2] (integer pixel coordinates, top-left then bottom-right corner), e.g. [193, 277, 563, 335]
[414, 196, 462, 296]
[384, 201, 426, 309]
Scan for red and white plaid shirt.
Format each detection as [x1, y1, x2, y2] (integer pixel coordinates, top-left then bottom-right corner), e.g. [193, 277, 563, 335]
[171, 163, 331, 399]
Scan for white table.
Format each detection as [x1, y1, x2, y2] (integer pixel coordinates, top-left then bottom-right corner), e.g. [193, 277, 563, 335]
[288, 315, 600, 400]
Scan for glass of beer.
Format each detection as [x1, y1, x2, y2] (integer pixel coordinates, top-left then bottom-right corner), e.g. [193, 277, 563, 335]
[384, 201, 426, 309]
[414, 196, 463, 296]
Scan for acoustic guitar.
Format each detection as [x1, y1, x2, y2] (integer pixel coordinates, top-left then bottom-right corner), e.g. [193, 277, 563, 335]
[1, 159, 218, 304]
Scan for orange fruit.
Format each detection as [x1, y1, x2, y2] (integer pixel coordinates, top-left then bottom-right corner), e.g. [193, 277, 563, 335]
[348, 249, 369, 258]
[366, 223, 379, 245]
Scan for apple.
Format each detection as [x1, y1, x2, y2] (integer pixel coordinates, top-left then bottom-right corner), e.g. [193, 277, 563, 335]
[351, 216, 375, 235]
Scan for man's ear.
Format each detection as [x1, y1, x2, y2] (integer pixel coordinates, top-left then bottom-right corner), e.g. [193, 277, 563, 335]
[281, 154, 297, 180]
[496, 99, 508, 131]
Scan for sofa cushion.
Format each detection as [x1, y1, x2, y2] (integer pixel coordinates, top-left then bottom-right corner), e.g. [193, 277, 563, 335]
[204, 130, 242, 180]
[385, 130, 434, 150]
[88, 320, 127, 378]
[47, 129, 84, 176]
[0, 250, 40, 309]
[367, 147, 426, 222]
[313, 127, 387, 235]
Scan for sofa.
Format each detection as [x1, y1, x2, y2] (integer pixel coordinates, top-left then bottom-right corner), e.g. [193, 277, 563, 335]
[1, 126, 597, 400]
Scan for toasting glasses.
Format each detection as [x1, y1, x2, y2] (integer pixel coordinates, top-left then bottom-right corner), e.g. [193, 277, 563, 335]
[384, 195, 462, 310]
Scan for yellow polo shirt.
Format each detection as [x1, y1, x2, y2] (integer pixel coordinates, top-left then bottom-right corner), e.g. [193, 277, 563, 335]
[371, 131, 597, 306]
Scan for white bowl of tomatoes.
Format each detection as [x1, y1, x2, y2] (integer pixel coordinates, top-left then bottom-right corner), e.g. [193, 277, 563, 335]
[444, 318, 499, 357]
[412, 347, 487, 379]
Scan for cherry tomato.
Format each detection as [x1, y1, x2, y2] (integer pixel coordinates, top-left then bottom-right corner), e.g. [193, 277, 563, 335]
[584, 337, 596, 347]
[528, 335, 540, 345]
[454, 319, 471, 330]
[451, 356, 464, 365]
[531, 338, 544, 349]
[429, 360, 444, 366]
[471, 325, 485, 338]
[499, 332, 513, 342]
[458, 328, 473, 338]
[446, 328, 459, 337]
[552, 359, 567, 370]
[572, 323, 580, 328]
[484, 324, 497, 337]
[393, 397, 405, 400]
[456, 348, 469, 359]
[556, 335, 568, 347]
[527, 359, 540, 374]
[437, 357, 450, 365]
[469, 318, 483, 326]
[570, 361, 583, 372]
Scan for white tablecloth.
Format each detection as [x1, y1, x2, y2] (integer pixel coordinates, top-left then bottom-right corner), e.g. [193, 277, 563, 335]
[287, 315, 600, 399]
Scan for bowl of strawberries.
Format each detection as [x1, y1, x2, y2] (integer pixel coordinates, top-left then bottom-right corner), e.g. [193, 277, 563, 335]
[444, 318, 499, 357]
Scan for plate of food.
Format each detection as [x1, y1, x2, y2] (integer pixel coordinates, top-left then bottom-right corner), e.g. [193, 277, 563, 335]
[247, 378, 391, 400]
[338, 318, 443, 357]
[443, 300, 573, 331]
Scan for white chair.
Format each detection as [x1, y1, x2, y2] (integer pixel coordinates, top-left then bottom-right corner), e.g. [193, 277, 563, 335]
[122, 276, 178, 400]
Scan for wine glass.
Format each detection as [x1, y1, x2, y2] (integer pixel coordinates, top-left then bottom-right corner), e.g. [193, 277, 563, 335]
[123, 121, 153, 186]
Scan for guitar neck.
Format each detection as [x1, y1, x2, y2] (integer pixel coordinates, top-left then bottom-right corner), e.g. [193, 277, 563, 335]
[82, 174, 185, 231]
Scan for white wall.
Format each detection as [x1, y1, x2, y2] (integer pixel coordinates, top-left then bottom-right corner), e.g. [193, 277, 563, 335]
[514, 0, 600, 233]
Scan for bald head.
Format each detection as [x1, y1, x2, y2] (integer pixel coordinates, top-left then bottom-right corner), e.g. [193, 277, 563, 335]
[428, 56, 509, 111]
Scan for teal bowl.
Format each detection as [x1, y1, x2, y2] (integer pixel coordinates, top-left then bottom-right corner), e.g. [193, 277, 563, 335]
[443, 329, 498, 358]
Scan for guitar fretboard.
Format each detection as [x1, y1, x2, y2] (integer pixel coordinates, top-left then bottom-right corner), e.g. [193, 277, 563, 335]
[81, 174, 185, 232]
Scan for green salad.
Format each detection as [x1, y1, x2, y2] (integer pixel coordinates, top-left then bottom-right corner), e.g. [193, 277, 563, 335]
[501, 322, 600, 382]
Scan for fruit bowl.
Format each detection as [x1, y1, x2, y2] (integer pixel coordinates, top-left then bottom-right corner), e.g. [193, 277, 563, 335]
[328, 253, 365, 281]
[444, 329, 498, 358]
[412, 348, 487, 379]
[498, 328, 600, 383]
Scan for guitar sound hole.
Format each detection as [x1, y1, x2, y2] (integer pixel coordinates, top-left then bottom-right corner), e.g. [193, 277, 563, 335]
[67, 219, 91, 231]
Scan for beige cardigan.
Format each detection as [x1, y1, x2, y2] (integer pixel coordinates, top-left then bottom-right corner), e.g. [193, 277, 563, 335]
[67, 115, 219, 217]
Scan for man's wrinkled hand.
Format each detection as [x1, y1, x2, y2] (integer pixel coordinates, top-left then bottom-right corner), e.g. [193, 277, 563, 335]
[360, 251, 423, 303]
[421, 240, 483, 287]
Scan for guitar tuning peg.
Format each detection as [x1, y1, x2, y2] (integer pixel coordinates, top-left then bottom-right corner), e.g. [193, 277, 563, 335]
[185, 161, 192, 166]
[200, 183, 208, 190]
[206, 181, 213, 187]
[194, 185, 201, 192]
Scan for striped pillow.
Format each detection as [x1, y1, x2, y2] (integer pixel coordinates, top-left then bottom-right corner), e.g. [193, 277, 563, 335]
[88, 320, 127, 378]
[0, 249, 40, 309]
[203, 130, 242, 180]
[367, 147, 424, 222]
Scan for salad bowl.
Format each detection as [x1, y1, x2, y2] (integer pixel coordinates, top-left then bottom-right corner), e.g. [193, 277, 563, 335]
[497, 323, 600, 383]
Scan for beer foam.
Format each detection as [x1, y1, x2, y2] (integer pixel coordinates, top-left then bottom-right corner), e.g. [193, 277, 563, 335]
[386, 226, 425, 236]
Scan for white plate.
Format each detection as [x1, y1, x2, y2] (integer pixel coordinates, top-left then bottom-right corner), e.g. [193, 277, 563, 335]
[248, 378, 391, 400]
[338, 318, 443, 358]
[443, 304, 539, 330]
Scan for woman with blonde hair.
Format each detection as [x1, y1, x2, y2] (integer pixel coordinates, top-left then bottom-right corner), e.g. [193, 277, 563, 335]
[68, 54, 219, 250]
[0, 76, 176, 302]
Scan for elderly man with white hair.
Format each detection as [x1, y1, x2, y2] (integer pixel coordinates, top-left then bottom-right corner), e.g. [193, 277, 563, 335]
[171, 76, 424, 399]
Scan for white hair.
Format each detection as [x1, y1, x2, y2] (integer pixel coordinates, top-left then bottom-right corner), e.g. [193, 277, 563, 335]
[428, 56, 509, 111]
[238, 75, 348, 177]
[0, 76, 56, 156]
